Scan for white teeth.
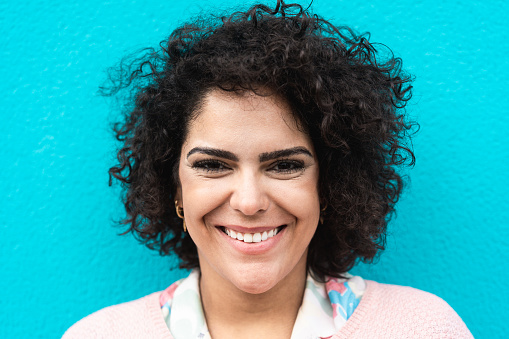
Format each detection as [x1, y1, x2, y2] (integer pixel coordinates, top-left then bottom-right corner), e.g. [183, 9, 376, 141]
[224, 226, 282, 243]
[252, 233, 262, 242]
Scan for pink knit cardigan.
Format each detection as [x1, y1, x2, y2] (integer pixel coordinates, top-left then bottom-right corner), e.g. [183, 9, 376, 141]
[62, 281, 473, 338]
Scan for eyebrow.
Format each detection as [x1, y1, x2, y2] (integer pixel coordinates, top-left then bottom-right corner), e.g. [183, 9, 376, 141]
[259, 147, 313, 162]
[187, 147, 239, 161]
[186, 146, 312, 162]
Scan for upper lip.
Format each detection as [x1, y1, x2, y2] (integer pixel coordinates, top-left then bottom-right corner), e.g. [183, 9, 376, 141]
[218, 225, 285, 234]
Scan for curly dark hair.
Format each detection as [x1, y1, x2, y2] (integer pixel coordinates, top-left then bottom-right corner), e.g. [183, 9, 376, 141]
[106, 0, 415, 281]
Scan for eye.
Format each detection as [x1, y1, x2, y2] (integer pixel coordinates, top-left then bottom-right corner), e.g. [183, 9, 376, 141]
[269, 159, 305, 174]
[192, 159, 231, 173]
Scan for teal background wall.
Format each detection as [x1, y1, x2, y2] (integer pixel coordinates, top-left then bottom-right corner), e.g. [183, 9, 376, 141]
[1, 0, 507, 337]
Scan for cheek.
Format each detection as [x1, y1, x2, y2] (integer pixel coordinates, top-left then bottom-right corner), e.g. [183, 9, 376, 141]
[179, 170, 228, 220]
[273, 181, 320, 222]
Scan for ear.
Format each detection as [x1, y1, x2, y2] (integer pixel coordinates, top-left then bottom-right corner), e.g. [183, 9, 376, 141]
[172, 158, 182, 204]
[175, 186, 182, 204]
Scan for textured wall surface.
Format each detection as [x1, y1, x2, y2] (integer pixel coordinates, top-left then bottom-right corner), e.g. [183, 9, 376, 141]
[1, 0, 507, 338]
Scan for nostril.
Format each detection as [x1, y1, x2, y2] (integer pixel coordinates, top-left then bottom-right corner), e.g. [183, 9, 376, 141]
[229, 188, 269, 215]
[227, 171, 271, 214]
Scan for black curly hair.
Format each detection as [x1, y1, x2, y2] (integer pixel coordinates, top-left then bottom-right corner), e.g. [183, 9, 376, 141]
[106, 0, 415, 281]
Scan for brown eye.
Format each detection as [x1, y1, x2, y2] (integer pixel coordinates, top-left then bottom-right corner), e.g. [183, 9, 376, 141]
[192, 160, 230, 172]
[269, 160, 304, 174]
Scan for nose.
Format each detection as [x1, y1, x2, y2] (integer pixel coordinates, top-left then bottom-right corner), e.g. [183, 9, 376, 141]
[229, 171, 269, 215]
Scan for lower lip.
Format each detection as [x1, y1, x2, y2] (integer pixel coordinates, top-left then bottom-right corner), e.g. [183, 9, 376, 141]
[218, 227, 285, 255]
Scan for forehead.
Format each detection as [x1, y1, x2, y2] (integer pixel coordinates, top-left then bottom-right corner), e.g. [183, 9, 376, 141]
[183, 89, 312, 151]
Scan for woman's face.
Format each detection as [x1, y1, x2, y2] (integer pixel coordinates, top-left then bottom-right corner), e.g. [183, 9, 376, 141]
[178, 89, 320, 294]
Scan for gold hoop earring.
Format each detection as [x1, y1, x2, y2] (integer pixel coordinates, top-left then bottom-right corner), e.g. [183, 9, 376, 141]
[174, 200, 187, 232]
[319, 204, 327, 225]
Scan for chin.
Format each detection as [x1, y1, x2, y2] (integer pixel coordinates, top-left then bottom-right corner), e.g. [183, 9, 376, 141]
[235, 280, 278, 295]
[228, 265, 287, 295]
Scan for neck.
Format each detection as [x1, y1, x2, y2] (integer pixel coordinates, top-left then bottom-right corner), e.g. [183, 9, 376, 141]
[199, 260, 307, 339]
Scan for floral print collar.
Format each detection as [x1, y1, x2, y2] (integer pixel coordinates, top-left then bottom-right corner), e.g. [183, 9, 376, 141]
[160, 270, 365, 339]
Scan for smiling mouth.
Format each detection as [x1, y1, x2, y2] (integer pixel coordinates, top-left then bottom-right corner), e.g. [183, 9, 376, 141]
[221, 226, 285, 243]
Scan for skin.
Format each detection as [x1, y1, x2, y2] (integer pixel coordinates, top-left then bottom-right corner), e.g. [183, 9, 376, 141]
[177, 89, 320, 338]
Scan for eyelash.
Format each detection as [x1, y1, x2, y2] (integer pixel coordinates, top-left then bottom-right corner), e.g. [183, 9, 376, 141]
[191, 159, 305, 174]
[192, 160, 230, 173]
[268, 159, 305, 174]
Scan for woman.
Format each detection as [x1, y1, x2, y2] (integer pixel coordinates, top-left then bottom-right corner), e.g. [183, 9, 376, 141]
[64, 1, 472, 338]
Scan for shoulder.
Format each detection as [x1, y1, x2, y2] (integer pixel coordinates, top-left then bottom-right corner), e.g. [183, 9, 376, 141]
[335, 281, 473, 338]
[368, 281, 457, 312]
[62, 292, 173, 339]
